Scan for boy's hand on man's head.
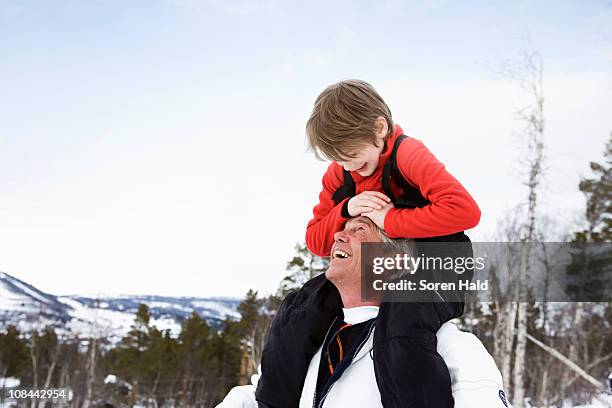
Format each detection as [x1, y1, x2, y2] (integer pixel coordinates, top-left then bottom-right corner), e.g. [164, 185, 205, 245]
[347, 191, 391, 217]
[363, 202, 394, 230]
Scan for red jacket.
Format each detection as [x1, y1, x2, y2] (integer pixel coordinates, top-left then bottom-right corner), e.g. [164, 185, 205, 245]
[306, 124, 481, 257]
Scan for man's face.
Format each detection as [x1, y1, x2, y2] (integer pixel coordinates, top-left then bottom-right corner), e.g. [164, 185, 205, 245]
[326, 217, 382, 284]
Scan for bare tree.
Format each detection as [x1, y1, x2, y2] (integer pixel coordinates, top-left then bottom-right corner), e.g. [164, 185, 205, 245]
[29, 331, 39, 408]
[81, 338, 97, 408]
[37, 339, 61, 408]
[499, 49, 546, 407]
[526, 333, 608, 391]
[80, 297, 113, 408]
[491, 210, 522, 393]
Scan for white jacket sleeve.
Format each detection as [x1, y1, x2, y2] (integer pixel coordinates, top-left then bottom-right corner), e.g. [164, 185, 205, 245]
[437, 323, 512, 408]
[215, 366, 261, 408]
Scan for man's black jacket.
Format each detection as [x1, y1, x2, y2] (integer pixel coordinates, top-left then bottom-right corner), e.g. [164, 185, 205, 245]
[254, 273, 456, 408]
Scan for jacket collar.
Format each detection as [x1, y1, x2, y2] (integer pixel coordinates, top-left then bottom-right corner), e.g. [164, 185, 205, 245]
[342, 305, 380, 325]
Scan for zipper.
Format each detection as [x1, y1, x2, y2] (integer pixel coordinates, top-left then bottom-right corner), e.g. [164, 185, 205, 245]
[312, 317, 339, 408]
[315, 320, 376, 408]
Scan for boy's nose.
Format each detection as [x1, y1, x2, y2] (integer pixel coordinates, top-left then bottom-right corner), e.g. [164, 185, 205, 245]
[340, 161, 356, 171]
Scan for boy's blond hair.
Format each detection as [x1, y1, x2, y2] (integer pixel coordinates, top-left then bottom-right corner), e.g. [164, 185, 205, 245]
[306, 79, 394, 161]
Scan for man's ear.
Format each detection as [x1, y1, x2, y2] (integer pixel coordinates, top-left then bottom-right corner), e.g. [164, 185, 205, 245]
[375, 117, 388, 140]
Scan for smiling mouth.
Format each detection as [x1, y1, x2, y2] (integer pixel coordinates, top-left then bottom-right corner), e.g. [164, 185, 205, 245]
[332, 249, 351, 259]
[355, 163, 367, 172]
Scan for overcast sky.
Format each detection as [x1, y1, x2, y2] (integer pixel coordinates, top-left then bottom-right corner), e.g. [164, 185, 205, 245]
[1, 0, 611, 298]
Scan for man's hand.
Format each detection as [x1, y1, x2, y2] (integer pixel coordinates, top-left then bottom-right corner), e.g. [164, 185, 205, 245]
[347, 191, 391, 216]
[363, 201, 394, 229]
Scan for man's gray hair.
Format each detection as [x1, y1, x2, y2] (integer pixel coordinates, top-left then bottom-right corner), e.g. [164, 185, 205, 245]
[378, 228, 418, 281]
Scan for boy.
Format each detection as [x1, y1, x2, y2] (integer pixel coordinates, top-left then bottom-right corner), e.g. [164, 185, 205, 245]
[257, 80, 480, 408]
[304, 79, 480, 257]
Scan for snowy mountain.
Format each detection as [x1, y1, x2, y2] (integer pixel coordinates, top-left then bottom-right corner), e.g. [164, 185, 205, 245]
[0, 271, 240, 340]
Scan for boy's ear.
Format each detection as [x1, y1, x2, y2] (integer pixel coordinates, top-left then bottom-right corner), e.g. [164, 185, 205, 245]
[375, 116, 388, 140]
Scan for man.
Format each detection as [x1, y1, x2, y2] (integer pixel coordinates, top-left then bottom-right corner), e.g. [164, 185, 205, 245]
[218, 217, 511, 408]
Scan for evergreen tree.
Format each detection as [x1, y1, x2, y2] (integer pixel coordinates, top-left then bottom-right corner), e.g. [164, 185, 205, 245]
[278, 243, 328, 297]
[567, 133, 612, 300]
[178, 311, 210, 365]
[237, 289, 261, 340]
[126, 303, 152, 352]
[107, 303, 154, 384]
[208, 317, 241, 403]
[574, 132, 612, 243]
[0, 325, 28, 378]
[176, 311, 211, 405]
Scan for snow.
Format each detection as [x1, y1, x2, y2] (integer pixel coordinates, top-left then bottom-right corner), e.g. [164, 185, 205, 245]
[6, 279, 50, 305]
[104, 374, 117, 384]
[0, 283, 16, 310]
[529, 394, 612, 408]
[191, 300, 240, 319]
[568, 393, 612, 407]
[149, 301, 192, 312]
[59, 296, 139, 339]
[1, 271, 239, 341]
[0, 377, 20, 387]
[0, 279, 34, 312]
[56, 297, 190, 340]
[151, 317, 182, 336]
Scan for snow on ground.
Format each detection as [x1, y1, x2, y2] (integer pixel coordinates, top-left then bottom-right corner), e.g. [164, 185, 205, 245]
[149, 300, 190, 311]
[0, 280, 38, 313]
[58, 297, 183, 339]
[569, 394, 612, 407]
[1, 270, 239, 341]
[150, 316, 182, 336]
[0, 377, 20, 388]
[191, 300, 240, 319]
[6, 279, 50, 305]
[59, 296, 135, 339]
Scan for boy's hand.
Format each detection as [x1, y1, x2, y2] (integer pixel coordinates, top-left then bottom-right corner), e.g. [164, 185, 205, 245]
[347, 191, 391, 217]
[363, 202, 394, 230]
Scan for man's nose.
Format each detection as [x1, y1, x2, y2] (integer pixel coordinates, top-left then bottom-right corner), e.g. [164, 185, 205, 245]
[334, 229, 348, 243]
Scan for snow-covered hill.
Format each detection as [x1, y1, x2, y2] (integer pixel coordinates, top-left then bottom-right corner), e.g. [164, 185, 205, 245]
[0, 271, 240, 340]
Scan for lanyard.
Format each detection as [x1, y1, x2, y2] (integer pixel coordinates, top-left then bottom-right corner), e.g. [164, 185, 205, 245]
[324, 323, 353, 375]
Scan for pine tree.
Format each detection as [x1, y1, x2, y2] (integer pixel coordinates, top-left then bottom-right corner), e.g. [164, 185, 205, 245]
[278, 243, 328, 297]
[566, 134, 612, 300]
[208, 318, 241, 403]
[0, 325, 28, 378]
[575, 132, 612, 243]
[237, 290, 261, 339]
[108, 303, 155, 386]
[126, 304, 152, 352]
[177, 311, 211, 406]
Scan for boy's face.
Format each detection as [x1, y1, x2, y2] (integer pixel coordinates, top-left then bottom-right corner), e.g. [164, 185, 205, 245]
[338, 141, 385, 177]
[337, 117, 388, 177]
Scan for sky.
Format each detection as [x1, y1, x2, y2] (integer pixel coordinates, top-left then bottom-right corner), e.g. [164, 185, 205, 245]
[0, 0, 611, 298]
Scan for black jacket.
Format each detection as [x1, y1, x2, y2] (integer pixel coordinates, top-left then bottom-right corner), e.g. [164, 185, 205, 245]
[255, 273, 457, 408]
